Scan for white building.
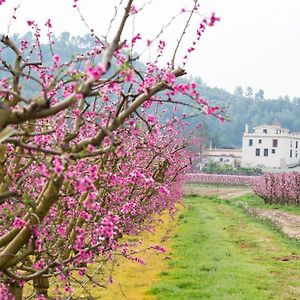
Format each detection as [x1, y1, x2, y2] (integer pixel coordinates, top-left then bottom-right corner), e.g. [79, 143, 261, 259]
[201, 148, 242, 168]
[241, 124, 300, 168]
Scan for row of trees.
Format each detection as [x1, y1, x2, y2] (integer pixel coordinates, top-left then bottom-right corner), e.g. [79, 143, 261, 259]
[234, 85, 265, 101]
[202, 161, 262, 176]
[234, 85, 299, 102]
[0, 0, 221, 299]
[252, 173, 300, 205]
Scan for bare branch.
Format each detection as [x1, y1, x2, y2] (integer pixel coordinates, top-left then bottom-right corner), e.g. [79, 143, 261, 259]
[5, 138, 61, 155]
[0, 191, 21, 203]
[102, 0, 134, 70]
[172, 0, 199, 65]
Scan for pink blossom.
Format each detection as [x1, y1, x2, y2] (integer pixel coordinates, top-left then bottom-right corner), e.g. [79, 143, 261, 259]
[152, 244, 167, 253]
[72, 0, 79, 7]
[53, 156, 63, 175]
[158, 186, 170, 195]
[45, 19, 52, 28]
[164, 72, 176, 84]
[207, 12, 220, 26]
[86, 64, 106, 80]
[52, 54, 60, 67]
[131, 33, 141, 45]
[39, 163, 50, 177]
[27, 20, 35, 26]
[147, 114, 157, 124]
[20, 39, 29, 51]
[130, 5, 138, 14]
[13, 217, 26, 229]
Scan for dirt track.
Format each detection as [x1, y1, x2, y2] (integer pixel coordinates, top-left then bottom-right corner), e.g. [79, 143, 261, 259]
[184, 184, 251, 199]
[184, 184, 300, 240]
[247, 207, 300, 240]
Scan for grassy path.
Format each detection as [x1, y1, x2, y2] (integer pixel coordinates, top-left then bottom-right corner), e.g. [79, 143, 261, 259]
[150, 196, 300, 300]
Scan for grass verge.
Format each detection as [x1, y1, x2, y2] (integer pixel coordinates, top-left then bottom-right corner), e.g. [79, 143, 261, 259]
[231, 193, 300, 215]
[83, 211, 181, 300]
[150, 196, 300, 300]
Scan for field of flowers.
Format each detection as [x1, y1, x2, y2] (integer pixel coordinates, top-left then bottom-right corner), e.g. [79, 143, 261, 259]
[252, 172, 300, 205]
[185, 173, 260, 186]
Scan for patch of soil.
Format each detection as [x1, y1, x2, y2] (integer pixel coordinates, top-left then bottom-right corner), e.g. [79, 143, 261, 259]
[237, 242, 253, 249]
[247, 207, 300, 240]
[184, 185, 251, 199]
[160, 228, 172, 242]
[219, 189, 252, 199]
[277, 255, 300, 261]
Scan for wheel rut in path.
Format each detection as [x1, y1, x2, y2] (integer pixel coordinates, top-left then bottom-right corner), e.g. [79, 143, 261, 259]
[247, 207, 300, 240]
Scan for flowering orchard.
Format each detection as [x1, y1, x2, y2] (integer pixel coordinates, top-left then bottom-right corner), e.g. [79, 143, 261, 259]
[252, 172, 300, 205]
[186, 173, 259, 186]
[0, 0, 222, 299]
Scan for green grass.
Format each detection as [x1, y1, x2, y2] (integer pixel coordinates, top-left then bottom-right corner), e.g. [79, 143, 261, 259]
[230, 193, 300, 215]
[185, 183, 300, 216]
[150, 196, 300, 300]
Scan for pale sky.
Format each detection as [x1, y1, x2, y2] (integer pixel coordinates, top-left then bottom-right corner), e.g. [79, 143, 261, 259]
[1, 0, 300, 99]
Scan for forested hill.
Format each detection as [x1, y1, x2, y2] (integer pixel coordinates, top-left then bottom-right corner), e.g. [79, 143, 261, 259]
[2, 33, 299, 148]
[190, 81, 300, 148]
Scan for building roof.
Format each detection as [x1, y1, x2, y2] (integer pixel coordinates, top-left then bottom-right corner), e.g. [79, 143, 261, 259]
[253, 124, 289, 131]
[245, 123, 300, 138]
[202, 148, 242, 158]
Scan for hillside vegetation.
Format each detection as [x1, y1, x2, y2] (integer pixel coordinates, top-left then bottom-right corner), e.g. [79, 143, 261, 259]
[5, 33, 300, 148]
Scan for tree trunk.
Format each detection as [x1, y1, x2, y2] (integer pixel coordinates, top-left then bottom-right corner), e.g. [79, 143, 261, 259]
[8, 282, 23, 300]
[34, 275, 50, 299]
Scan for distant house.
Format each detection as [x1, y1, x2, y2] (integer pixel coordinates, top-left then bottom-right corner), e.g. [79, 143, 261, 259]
[241, 124, 300, 168]
[201, 148, 242, 168]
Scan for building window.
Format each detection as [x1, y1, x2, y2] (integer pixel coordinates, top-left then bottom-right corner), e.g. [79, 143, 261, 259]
[290, 150, 293, 158]
[296, 151, 298, 158]
[249, 139, 253, 146]
[296, 141, 298, 149]
[290, 141, 293, 148]
[255, 148, 260, 156]
[272, 149, 276, 154]
[264, 149, 268, 156]
[272, 139, 278, 147]
[263, 129, 268, 134]
[220, 157, 223, 162]
[258, 139, 262, 144]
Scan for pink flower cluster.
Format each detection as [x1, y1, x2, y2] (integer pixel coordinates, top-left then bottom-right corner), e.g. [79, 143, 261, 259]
[252, 172, 300, 205]
[86, 64, 106, 80]
[130, 4, 138, 14]
[12, 217, 26, 229]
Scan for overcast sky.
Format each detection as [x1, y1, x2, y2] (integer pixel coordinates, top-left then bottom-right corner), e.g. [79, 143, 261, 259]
[1, 0, 300, 99]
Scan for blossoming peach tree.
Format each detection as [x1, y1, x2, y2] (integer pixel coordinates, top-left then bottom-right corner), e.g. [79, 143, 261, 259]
[252, 172, 300, 205]
[0, 0, 221, 298]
